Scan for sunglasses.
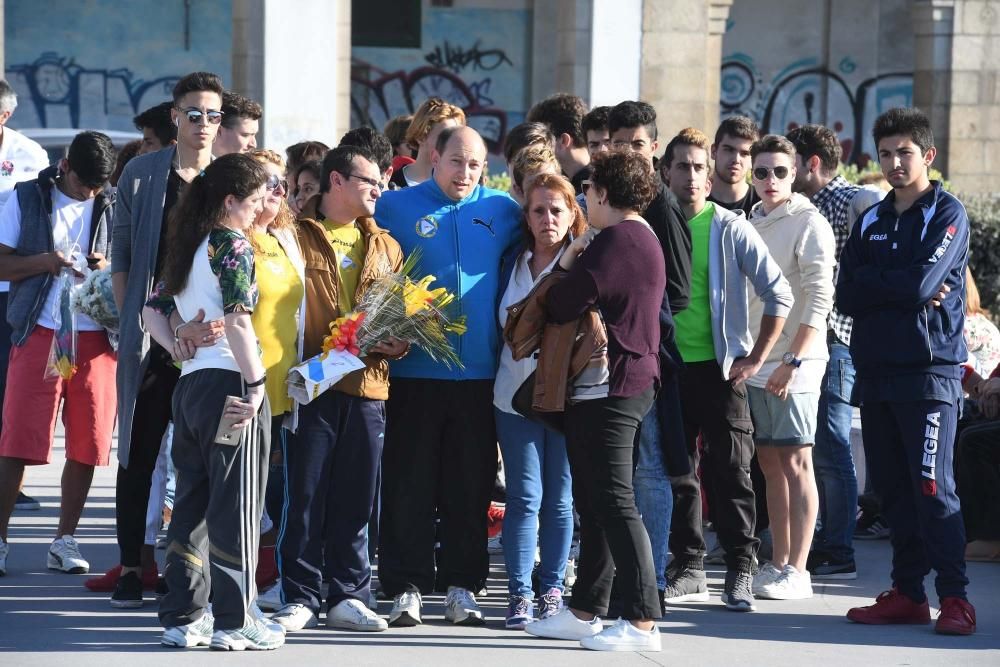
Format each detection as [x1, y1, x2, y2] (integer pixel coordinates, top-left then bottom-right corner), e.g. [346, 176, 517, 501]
[177, 107, 224, 125]
[266, 174, 288, 192]
[752, 166, 790, 181]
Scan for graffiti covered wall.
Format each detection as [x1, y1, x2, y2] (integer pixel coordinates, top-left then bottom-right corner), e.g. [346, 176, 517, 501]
[351, 6, 531, 158]
[720, 0, 914, 165]
[4, 0, 231, 131]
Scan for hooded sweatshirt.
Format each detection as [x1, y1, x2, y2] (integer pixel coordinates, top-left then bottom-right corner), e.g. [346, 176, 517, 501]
[747, 193, 836, 393]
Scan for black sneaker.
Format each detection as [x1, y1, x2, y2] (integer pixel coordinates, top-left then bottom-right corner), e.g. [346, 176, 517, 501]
[663, 567, 710, 603]
[110, 571, 143, 609]
[808, 555, 858, 580]
[854, 513, 890, 540]
[14, 491, 41, 511]
[721, 566, 756, 612]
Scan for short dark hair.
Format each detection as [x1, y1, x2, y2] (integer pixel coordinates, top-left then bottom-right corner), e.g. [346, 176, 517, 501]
[750, 134, 797, 162]
[339, 126, 393, 173]
[589, 150, 659, 212]
[67, 131, 116, 187]
[785, 124, 841, 175]
[296, 159, 322, 187]
[110, 139, 142, 187]
[172, 72, 224, 104]
[714, 115, 760, 147]
[320, 145, 378, 194]
[526, 93, 588, 148]
[582, 106, 611, 136]
[503, 122, 555, 164]
[383, 115, 412, 146]
[286, 140, 330, 175]
[221, 91, 262, 127]
[608, 101, 657, 141]
[133, 101, 177, 147]
[872, 107, 934, 155]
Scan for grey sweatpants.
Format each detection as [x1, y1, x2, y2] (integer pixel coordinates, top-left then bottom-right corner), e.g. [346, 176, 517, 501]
[158, 369, 271, 631]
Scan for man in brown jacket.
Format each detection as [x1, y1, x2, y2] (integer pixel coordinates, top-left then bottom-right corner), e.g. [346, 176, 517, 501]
[271, 145, 408, 634]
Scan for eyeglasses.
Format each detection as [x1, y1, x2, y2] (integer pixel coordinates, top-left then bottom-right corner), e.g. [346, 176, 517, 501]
[345, 173, 385, 191]
[265, 174, 288, 193]
[581, 179, 592, 195]
[177, 107, 224, 125]
[752, 166, 790, 181]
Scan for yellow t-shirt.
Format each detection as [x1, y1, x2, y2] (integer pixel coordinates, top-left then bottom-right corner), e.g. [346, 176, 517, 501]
[250, 230, 304, 416]
[322, 219, 366, 314]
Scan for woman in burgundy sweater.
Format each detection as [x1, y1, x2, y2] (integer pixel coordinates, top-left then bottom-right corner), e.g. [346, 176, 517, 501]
[524, 151, 666, 652]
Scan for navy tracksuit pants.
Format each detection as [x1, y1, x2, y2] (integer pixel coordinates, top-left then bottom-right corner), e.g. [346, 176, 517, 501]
[279, 390, 385, 613]
[860, 398, 968, 601]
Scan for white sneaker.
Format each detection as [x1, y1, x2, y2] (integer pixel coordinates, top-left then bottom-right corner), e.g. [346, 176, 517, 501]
[389, 592, 422, 627]
[161, 610, 215, 648]
[752, 562, 783, 595]
[757, 565, 813, 600]
[210, 616, 285, 651]
[579, 618, 662, 652]
[270, 603, 318, 631]
[251, 602, 284, 634]
[525, 607, 603, 640]
[0, 537, 8, 576]
[444, 586, 485, 626]
[256, 581, 283, 612]
[47, 535, 89, 574]
[368, 590, 378, 611]
[327, 598, 388, 632]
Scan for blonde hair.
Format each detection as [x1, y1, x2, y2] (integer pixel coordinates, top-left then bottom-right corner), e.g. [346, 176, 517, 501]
[250, 148, 295, 232]
[511, 144, 558, 190]
[405, 98, 466, 151]
[966, 266, 988, 317]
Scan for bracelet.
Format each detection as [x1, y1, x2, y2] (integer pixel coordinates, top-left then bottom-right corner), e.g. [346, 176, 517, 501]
[245, 375, 267, 388]
[172, 322, 185, 341]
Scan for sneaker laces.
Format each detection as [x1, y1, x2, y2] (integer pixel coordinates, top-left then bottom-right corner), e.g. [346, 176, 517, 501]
[509, 595, 531, 617]
[56, 536, 83, 559]
[446, 587, 476, 608]
[539, 588, 562, 614]
[396, 591, 420, 608]
[342, 598, 377, 621]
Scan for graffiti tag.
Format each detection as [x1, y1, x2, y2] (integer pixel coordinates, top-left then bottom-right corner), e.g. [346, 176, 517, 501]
[424, 40, 512, 75]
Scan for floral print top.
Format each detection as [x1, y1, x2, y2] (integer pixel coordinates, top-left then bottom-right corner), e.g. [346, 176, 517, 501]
[146, 228, 257, 315]
[964, 312, 1000, 376]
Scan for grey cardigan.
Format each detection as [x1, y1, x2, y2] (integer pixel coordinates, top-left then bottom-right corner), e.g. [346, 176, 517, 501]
[706, 204, 794, 379]
[111, 146, 175, 468]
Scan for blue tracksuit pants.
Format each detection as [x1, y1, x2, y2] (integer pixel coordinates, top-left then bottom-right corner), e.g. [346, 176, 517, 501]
[859, 399, 968, 601]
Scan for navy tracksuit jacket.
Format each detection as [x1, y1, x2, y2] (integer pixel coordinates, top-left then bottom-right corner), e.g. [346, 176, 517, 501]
[836, 180, 969, 601]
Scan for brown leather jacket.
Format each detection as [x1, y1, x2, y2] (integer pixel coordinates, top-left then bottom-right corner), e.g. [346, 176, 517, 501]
[502, 273, 607, 412]
[297, 197, 404, 400]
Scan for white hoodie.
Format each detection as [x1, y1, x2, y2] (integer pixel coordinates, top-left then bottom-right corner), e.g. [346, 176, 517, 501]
[746, 193, 836, 393]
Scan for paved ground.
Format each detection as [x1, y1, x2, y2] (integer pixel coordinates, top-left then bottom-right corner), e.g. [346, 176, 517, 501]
[1, 435, 998, 665]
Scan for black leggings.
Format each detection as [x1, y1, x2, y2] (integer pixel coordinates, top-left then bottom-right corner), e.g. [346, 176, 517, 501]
[566, 386, 660, 620]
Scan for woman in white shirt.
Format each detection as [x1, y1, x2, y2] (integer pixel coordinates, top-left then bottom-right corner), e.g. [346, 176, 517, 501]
[495, 173, 586, 629]
[142, 153, 284, 651]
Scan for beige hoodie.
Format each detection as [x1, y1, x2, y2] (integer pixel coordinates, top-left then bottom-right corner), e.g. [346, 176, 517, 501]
[746, 193, 836, 393]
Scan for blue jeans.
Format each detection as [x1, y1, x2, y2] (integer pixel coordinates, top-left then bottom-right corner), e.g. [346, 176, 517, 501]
[812, 341, 858, 561]
[495, 409, 573, 598]
[634, 405, 672, 590]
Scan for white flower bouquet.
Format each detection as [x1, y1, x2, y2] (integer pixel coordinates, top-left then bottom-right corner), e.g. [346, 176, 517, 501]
[72, 267, 119, 331]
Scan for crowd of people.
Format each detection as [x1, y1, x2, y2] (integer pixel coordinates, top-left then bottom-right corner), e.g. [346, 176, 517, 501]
[0, 69, 994, 652]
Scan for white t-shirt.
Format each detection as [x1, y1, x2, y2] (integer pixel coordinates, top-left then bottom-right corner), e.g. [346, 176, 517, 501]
[0, 127, 50, 293]
[493, 246, 564, 414]
[0, 188, 101, 331]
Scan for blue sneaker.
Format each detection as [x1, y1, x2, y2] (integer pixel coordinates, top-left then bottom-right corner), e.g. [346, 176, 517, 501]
[506, 594, 533, 630]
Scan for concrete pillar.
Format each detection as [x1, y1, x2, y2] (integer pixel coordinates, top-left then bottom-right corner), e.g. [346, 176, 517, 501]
[640, 0, 733, 141]
[231, 0, 351, 151]
[914, 0, 1000, 193]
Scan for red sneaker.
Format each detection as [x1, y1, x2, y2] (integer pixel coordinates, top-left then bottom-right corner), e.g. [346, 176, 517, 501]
[847, 588, 931, 625]
[84, 563, 159, 592]
[935, 597, 976, 635]
[255, 546, 279, 589]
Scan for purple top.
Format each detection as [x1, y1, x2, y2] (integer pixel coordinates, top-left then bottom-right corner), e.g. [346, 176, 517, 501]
[546, 220, 666, 398]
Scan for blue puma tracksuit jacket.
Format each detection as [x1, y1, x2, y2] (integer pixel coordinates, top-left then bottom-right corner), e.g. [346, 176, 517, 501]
[374, 178, 522, 380]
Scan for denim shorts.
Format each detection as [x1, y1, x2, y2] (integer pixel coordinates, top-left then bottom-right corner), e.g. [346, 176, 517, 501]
[747, 386, 820, 447]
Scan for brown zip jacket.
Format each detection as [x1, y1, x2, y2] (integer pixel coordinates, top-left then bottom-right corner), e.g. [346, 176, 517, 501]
[502, 272, 607, 412]
[297, 197, 404, 400]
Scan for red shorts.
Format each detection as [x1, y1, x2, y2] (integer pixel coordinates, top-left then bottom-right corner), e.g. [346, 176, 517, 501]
[0, 326, 117, 466]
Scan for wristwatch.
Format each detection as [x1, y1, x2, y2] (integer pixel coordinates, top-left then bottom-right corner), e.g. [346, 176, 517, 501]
[782, 352, 802, 368]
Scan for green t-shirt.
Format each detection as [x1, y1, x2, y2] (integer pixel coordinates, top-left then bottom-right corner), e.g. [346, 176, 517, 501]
[674, 202, 715, 363]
